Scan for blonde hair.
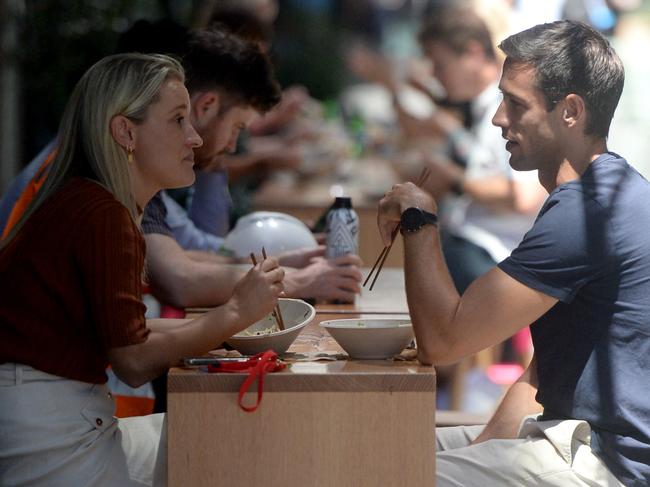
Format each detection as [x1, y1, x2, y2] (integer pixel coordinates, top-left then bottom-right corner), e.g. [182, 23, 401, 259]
[2, 53, 184, 247]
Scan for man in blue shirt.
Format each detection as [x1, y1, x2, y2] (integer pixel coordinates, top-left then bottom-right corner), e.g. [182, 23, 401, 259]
[378, 20, 646, 486]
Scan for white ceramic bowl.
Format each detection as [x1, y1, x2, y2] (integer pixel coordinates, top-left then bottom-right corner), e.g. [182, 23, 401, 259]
[320, 319, 414, 359]
[222, 211, 318, 258]
[226, 298, 315, 356]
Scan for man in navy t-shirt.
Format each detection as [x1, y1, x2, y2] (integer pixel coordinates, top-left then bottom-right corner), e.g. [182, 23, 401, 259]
[377, 20, 648, 486]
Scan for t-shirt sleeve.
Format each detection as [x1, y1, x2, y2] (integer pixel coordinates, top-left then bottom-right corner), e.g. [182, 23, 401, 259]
[75, 202, 149, 349]
[498, 187, 609, 303]
[187, 169, 231, 238]
[141, 191, 173, 236]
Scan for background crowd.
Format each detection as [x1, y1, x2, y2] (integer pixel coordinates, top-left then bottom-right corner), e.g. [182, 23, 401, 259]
[2, 0, 650, 191]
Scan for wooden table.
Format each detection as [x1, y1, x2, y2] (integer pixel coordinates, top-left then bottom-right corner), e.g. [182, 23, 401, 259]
[168, 268, 437, 487]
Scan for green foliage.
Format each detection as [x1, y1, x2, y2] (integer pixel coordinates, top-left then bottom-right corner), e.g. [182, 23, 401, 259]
[20, 0, 161, 156]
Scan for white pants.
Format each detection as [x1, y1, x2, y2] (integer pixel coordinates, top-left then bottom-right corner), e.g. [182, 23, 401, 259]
[436, 417, 626, 486]
[0, 363, 166, 487]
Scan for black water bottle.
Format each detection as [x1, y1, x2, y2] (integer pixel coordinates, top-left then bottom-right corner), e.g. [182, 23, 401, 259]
[325, 197, 359, 259]
[325, 197, 359, 304]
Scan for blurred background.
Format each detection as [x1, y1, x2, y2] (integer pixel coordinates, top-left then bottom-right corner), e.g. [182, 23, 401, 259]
[2, 0, 650, 193]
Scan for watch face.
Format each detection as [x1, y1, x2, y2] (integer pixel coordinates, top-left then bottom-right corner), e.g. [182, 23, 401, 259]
[401, 207, 423, 232]
[400, 207, 437, 233]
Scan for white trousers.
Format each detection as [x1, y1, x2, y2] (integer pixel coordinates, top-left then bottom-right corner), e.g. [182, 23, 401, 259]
[436, 417, 626, 486]
[0, 363, 166, 487]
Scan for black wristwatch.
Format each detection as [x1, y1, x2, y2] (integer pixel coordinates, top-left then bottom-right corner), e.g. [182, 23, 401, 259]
[400, 207, 438, 235]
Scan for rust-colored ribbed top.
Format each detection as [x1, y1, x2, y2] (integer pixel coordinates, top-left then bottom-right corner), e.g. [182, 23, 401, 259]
[0, 178, 149, 383]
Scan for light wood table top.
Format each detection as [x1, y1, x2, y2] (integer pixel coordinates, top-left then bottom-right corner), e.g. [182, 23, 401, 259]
[168, 267, 437, 486]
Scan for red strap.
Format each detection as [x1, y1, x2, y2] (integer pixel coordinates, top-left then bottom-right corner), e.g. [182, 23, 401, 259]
[207, 350, 285, 412]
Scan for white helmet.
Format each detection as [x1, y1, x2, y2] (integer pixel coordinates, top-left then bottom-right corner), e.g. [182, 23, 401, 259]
[223, 211, 317, 258]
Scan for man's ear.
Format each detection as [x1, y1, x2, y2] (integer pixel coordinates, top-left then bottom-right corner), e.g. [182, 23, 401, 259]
[110, 115, 136, 149]
[562, 94, 586, 129]
[191, 91, 221, 127]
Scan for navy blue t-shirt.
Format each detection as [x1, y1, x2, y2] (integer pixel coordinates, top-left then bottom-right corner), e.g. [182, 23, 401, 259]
[499, 153, 650, 486]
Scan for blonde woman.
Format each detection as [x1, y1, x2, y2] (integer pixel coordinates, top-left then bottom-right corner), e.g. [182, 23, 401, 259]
[0, 53, 284, 486]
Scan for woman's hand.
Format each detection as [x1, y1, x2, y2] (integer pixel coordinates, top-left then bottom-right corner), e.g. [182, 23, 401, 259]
[230, 256, 285, 329]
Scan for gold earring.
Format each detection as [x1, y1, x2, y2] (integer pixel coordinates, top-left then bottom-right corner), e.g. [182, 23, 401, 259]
[127, 145, 134, 163]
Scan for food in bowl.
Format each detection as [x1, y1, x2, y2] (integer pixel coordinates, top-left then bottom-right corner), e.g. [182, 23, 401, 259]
[235, 315, 280, 337]
[226, 298, 315, 355]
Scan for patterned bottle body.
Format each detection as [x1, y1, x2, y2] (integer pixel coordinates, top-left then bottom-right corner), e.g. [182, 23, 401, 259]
[325, 197, 359, 258]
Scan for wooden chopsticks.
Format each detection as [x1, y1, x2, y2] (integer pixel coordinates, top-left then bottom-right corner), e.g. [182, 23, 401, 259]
[250, 247, 285, 330]
[363, 166, 431, 291]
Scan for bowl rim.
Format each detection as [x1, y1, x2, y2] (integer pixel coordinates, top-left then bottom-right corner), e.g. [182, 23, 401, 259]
[319, 318, 413, 329]
[230, 298, 315, 340]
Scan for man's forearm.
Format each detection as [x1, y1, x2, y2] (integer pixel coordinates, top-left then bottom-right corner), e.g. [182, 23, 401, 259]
[148, 259, 242, 308]
[403, 227, 463, 364]
[145, 234, 244, 308]
[402, 225, 552, 365]
[378, 184, 555, 392]
[473, 356, 542, 444]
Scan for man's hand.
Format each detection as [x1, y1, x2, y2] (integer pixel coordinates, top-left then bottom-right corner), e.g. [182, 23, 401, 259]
[277, 245, 326, 269]
[377, 182, 437, 246]
[230, 256, 285, 327]
[284, 254, 363, 303]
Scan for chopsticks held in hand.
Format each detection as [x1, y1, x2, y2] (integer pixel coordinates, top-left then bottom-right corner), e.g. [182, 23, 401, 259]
[363, 166, 431, 291]
[250, 247, 285, 330]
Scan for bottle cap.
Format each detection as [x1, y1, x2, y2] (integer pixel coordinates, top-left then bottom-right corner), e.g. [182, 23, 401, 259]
[332, 196, 352, 209]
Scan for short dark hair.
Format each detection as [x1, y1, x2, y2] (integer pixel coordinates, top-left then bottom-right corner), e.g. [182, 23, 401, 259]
[183, 28, 281, 113]
[499, 20, 624, 138]
[418, 8, 496, 61]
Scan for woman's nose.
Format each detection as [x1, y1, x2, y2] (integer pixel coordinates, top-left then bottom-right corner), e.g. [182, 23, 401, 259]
[187, 124, 203, 148]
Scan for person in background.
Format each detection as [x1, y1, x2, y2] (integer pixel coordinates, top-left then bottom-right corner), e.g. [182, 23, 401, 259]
[141, 28, 363, 311]
[378, 20, 646, 486]
[415, 7, 548, 293]
[161, 10, 305, 251]
[0, 53, 284, 486]
[209, 6, 312, 140]
[201, 5, 320, 227]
